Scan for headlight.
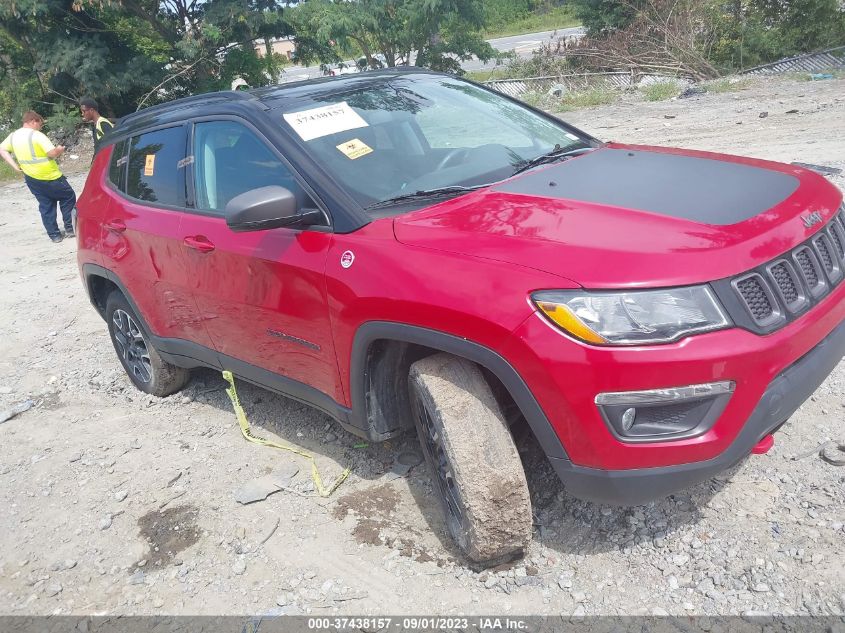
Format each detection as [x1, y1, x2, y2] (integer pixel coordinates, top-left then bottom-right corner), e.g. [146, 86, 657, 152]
[532, 286, 731, 345]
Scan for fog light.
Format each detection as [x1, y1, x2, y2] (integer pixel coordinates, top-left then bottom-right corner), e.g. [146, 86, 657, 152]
[595, 381, 735, 443]
[621, 407, 636, 431]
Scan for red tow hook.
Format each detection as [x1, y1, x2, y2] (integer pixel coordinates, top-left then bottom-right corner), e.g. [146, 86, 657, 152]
[751, 434, 775, 455]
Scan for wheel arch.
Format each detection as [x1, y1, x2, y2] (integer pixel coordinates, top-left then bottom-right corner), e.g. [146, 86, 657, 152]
[82, 263, 126, 320]
[350, 321, 568, 460]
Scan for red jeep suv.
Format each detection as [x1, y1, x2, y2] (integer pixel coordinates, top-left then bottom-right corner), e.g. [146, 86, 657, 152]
[77, 70, 845, 564]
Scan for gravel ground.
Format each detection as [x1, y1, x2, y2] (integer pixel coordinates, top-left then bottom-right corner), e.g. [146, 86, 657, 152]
[0, 75, 843, 618]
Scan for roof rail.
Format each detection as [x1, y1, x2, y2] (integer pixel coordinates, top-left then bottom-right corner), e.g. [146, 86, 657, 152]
[119, 90, 255, 127]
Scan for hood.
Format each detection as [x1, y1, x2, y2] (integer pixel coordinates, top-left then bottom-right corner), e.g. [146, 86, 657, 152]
[393, 144, 843, 288]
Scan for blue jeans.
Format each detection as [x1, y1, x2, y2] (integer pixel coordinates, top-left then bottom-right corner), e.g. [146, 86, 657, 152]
[24, 174, 77, 238]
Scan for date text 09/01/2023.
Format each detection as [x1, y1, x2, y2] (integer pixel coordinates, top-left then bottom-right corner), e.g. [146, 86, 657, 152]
[306, 617, 529, 630]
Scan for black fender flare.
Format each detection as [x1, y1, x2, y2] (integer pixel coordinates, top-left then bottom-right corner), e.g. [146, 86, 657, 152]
[350, 321, 568, 460]
[82, 263, 130, 318]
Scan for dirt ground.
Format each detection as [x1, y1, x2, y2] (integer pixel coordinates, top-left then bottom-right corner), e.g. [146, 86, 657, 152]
[0, 75, 843, 618]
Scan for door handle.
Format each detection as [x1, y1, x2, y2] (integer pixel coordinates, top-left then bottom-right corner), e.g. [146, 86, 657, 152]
[184, 235, 215, 253]
[105, 219, 126, 233]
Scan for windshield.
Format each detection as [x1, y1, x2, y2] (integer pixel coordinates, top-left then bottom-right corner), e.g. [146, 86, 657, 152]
[278, 75, 592, 215]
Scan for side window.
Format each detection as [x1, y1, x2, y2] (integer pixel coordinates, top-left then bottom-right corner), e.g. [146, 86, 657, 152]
[108, 140, 128, 191]
[192, 120, 308, 213]
[126, 126, 187, 206]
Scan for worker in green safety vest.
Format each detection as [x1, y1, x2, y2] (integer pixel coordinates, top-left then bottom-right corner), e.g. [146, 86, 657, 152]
[0, 110, 77, 243]
[79, 97, 114, 151]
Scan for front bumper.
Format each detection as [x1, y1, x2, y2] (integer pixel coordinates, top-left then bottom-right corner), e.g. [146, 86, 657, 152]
[548, 318, 845, 505]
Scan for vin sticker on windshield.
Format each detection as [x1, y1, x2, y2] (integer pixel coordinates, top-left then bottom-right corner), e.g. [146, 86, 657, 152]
[283, 102, 368, 141]
[336, 138, 373, 160]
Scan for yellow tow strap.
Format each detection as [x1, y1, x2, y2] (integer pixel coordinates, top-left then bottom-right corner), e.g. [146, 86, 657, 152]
[222, 371, 350, 497]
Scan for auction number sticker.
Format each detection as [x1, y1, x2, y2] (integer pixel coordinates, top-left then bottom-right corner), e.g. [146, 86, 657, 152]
[284, 101, 368, 141]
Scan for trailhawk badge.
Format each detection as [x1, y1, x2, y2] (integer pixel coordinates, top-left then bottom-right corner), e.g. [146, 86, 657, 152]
[340, 250, 355, 268]
[802, 211, 823, 228]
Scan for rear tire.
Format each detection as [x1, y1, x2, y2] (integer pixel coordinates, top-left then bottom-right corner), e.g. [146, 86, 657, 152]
[409, 353, 533, 565]
[105, 291, 190, 397]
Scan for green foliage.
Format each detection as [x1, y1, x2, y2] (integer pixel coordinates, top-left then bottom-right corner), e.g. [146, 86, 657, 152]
[289, 0, 496, 74]
[0, 159, 18, 183]
[640, 80, 681, 101]
[505, 43, 572, 77]
[483, 5, 579, 38]
[569, 0, 845, 73]
[521, 84, 620, 111]
[708, 0, 845, 71]
[568, 0, 642, 37]
[44, 106, 83, 146]
[556, 85, 619, 110]
[0, 0, 291, 127]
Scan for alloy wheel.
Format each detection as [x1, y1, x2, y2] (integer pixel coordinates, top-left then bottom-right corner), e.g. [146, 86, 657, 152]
[111, 309, 152, 384]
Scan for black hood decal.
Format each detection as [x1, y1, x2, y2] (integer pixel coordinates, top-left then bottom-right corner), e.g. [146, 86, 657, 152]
[495, 148, 800, 225]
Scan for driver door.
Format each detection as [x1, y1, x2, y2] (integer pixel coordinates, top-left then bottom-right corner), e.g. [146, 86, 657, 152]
[180, 119, 342, 400]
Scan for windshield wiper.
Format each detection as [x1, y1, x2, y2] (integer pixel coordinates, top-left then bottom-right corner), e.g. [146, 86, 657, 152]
[365, 183, 490, 211]
[511, 144, 593, 177]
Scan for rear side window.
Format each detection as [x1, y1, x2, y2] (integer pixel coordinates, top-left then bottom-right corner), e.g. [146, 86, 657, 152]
[192, 120, 308, 213]
[126, 126, 187, 206]
[108, 140, 128, 191]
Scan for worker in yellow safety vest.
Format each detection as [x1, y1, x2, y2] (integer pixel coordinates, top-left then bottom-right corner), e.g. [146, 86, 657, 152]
[0, 110, 77, 243]
[79, 97, 114, 150]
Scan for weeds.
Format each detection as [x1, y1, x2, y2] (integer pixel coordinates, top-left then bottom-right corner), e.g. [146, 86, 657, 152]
[640, 80, 682, 101]
[0, 160, 19, 183]
[521, 86, 620, 112]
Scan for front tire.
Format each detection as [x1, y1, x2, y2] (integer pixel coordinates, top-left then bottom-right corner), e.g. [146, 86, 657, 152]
[409, 353, 533, 565]
[105, 291, 190, 397]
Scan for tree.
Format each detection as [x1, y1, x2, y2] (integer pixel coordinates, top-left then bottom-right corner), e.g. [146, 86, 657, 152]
[0, 0, 292, 127]
[709, 0, 845, 70]
[567, 0, 643, 37]
[288, 0, 497, 74]
[0, 0, 166, 128]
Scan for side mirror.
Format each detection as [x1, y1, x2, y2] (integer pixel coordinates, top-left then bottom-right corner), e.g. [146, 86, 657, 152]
[225, 186, 318, 232]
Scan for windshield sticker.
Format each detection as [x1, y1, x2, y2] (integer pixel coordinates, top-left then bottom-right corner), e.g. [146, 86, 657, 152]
[283, 102, 368, 141]
[336, 138, 373, 160]
[144, 154, 155, 176]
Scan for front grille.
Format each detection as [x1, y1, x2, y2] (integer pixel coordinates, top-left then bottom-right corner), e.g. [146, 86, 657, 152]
[720, 206, 845, 332]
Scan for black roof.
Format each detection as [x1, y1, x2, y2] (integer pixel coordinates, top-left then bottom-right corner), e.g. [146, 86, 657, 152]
[114, 68, 442, 138]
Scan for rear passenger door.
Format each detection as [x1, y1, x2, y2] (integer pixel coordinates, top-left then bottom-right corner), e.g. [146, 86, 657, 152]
[181, 118, 342, 401]
[103, 126, 214, 348]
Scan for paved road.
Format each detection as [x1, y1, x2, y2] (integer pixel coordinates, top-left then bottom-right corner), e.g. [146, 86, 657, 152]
[278, 26, 584, 82]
